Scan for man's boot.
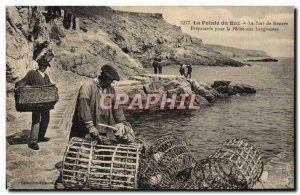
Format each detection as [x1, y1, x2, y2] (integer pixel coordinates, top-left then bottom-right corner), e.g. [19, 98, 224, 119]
[28, 141, 39, 150]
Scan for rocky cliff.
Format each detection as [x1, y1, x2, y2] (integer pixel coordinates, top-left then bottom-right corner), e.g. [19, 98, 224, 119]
[6, 6, 145, 87]
[6, 6, 50, 93]
[64, 6, 246, 67]
[6, 6, 268, 87]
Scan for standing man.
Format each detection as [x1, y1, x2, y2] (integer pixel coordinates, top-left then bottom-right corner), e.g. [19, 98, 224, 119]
[152, 58, 158, 74]
[179, 64, 186, 77]
[157, 56, 163, 74]
[70, 64, 134, 143]
[187, 65, 192, 79]
[18, 59, 53, 150]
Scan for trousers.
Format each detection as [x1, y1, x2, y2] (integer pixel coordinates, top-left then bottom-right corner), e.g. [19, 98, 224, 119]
[30, 110, 50, 143]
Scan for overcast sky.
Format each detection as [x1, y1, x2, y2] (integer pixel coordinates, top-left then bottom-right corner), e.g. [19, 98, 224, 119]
[113, 6, 294, 57]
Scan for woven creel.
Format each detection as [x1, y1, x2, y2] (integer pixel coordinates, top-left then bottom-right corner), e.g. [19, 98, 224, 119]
[190, 139, 263, 189]
[62, 137, 142, 189]
[14, 85, 59, 112]
[139, 136, 196, 189]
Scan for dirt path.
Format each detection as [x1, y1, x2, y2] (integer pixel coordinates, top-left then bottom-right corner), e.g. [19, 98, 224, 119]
[6, 69, 88, 189]
[6, 87, 78, 189]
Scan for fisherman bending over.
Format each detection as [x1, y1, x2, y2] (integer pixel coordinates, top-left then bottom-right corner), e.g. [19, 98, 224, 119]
[70, 64, 135, 144]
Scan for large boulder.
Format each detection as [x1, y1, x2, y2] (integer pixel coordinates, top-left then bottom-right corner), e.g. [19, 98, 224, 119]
[232, 84, 256, 94]
[214, 85, 237, 97]
[211, 80, 231, 88]
[113, 74, 202, 111]
[189, 79, 218, 103]
[211, 80, 256, 97]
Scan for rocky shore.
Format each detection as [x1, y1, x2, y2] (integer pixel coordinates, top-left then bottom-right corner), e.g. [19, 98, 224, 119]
[114, 74, 256, 109]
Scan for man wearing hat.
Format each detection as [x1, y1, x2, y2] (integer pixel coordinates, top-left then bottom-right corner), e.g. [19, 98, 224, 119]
[18, 57, 54, 150]
[70, 64, 134, 143]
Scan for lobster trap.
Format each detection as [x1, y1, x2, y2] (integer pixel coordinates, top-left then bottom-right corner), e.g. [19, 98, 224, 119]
[14, 85, 59, 112]
[139, 136, 196, 189]
[62, 137, 142, 189]
[190, 139, 264, 189]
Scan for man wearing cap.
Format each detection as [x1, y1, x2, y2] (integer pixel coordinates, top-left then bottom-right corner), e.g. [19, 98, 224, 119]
[70, 64, 135, 143]
[18, 58, 53, 150]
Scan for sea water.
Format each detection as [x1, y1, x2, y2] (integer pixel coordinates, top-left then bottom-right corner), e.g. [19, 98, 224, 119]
[126, 58, 294, 164]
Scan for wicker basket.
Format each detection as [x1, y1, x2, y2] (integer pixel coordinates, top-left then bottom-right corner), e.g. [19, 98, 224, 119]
[62, 137, 142, 189]
[14, 85, 59, 112]
[190, 139, 263, 189]
[139, 136, 196, 189]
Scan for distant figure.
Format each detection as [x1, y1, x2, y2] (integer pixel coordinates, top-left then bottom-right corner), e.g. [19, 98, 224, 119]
[52, 6, 61, 17]
[152, 57, 159, 74]
[187, 65, 192, 79]
[179, 64, 186, 77]
[44, 6, 61, 23]
[72, 15, 77, 30]
[63, 11, 73, 29]
[157, 56, 163, 74]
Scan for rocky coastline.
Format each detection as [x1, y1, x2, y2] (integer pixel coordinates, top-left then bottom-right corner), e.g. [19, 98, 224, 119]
[113, 74, 256, 111]
[247, 58, 278, 62]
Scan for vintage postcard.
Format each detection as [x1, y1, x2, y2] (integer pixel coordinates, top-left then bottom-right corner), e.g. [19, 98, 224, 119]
[6, 6, 295, 190]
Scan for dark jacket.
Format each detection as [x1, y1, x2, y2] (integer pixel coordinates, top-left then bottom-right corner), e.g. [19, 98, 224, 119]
[152, 60, 159, 68]
[187, 65, 192, 73]
[179, 66, 185, 74]
[16, 70, 52, 87]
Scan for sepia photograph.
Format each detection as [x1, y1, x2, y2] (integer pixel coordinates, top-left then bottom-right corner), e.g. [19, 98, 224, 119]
[5, 5, 295, 190]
